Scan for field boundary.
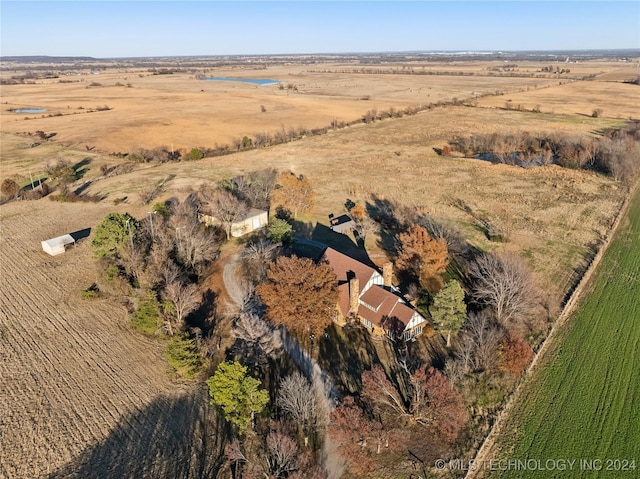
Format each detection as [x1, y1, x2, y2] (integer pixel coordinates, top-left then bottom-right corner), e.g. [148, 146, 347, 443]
[465, 180, 638, 479]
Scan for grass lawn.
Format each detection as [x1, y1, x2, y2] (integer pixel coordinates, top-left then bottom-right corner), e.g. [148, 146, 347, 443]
[480, 187, 640, 478]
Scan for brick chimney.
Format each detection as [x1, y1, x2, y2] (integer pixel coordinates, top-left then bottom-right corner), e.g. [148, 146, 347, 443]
[383, 262, 393, 288]
[349, 278, 360, 315]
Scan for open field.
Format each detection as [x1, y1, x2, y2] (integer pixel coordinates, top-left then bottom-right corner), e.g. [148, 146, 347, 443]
[477, 79, 640, 119]
[471, 186, 640, 479]
[0, 200, 225, 478]
[1, 59, 636, 152]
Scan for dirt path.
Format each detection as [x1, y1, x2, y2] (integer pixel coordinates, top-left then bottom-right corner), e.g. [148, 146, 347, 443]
[0, 201, 183, 478]
[465, 183, 638, 479]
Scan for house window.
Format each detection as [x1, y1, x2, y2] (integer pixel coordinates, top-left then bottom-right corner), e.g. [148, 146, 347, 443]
[414, 324, 423, 336]
[403, 331, 411, 341]
[363, 319, 373, 330]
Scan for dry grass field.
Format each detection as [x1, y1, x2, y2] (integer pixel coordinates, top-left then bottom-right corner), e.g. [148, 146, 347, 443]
[1, 57, 638, 477]
[2, 59, 634, 153]
[477, 78, 640, 119]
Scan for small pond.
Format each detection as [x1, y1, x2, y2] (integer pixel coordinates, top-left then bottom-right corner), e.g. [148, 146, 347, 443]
[200, 77, 279, 86]
[11, 108, 46, 114]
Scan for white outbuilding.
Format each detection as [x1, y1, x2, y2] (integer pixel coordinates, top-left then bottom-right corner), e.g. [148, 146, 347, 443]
[41, 234, 76, 256]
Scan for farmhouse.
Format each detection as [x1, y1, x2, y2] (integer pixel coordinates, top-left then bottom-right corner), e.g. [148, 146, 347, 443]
[320, 247, 428, 341]
[200, 208, 268, 237]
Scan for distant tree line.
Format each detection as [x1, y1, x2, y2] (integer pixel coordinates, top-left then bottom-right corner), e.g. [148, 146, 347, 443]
[444, 123, 640, 182]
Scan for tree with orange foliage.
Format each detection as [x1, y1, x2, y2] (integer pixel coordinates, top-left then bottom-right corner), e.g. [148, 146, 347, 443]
[417, 367, 468, 442]
[396, 224, 449, 292]
[256, 255, 338, 341]
[271, 172, 315, 218]
[499, 332, 533, 376]
[328, 396, 380, 476]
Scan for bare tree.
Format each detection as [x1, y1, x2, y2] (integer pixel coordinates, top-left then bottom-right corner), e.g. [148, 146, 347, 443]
[163, 280, 201, 335]
[231, 311, 282, 366]
[462, 310, 504, 372]
[277, 372, 324, 446]
[469, 253, 541, 327]
[265, 430, 300, 477]
[240, 240, 281, 285]
[174, 220, 220, 277]
[206, 189, 249, 241]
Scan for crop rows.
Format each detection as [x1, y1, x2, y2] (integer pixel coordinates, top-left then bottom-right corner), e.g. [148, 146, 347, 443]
[0, 201, 183, 478]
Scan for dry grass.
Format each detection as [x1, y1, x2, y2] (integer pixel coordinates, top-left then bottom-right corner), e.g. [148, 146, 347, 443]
[2, 59, 631, 153]
[477, 80, 640, 119]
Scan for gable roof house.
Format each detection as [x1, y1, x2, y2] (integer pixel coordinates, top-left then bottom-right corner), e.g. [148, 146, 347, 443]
[320, 247, 428, 341]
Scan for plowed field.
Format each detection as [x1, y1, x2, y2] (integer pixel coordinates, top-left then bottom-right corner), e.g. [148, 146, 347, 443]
[0, 201, 205, 478]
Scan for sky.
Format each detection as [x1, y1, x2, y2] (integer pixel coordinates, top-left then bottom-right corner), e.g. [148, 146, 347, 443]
[1, 1, 639, 57]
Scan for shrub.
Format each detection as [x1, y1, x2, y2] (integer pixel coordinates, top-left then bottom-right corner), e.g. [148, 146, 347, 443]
[267, 218, 293, 244]
[81, 283, 100, 300]
[131, 292, 162, 335]
[186, 147, 204, 161]
[165, 334, 203, 378]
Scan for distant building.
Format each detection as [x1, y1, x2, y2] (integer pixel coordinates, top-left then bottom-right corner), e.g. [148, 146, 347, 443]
[200, 208, 268, 237]
[320, 247, 428, 341]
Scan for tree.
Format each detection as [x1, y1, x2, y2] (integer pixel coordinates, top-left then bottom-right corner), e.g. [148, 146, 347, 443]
[231, 311, 282, 367]
[499, 332, 533, 376]
[162, 280, 201, 335]
[417, 367, 467, 442]
[328, 396, 379, 476]
[256, 255, 338, 341]
[207, 189, 248, 241]
[430, 280, 467, 347]
[92, 212, 138, 259]
[349, 203, 377, 248]
[396, 224, 449, 292]
[469, 253, 541, 327]
[206, 361, 269, 434]
[361, 365, 408, 419]
[277, 372, 324, 446]
[267, 218, 293, 244]
[170, 194, 221, 276]
[361, 365, 467, 441]
[458, 310, 503, 373]
[240, 240, 281, 285]
[271, 172, 315, 218]
[1, 178, 21, 200]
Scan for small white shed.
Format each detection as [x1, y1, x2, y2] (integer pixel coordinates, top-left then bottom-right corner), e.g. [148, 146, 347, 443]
[41, 234, 75, 256]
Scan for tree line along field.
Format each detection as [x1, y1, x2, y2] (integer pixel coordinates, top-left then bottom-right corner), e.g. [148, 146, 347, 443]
[470, 186, 640, 479]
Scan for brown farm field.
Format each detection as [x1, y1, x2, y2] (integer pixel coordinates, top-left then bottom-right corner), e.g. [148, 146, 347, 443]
[0, 201, 228, 478]
[1, 57, 638, 477]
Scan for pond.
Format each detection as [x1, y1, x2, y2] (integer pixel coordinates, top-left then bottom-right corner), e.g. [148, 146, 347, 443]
[11, 108, 46, 114]
[200, 77, 279, 86]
